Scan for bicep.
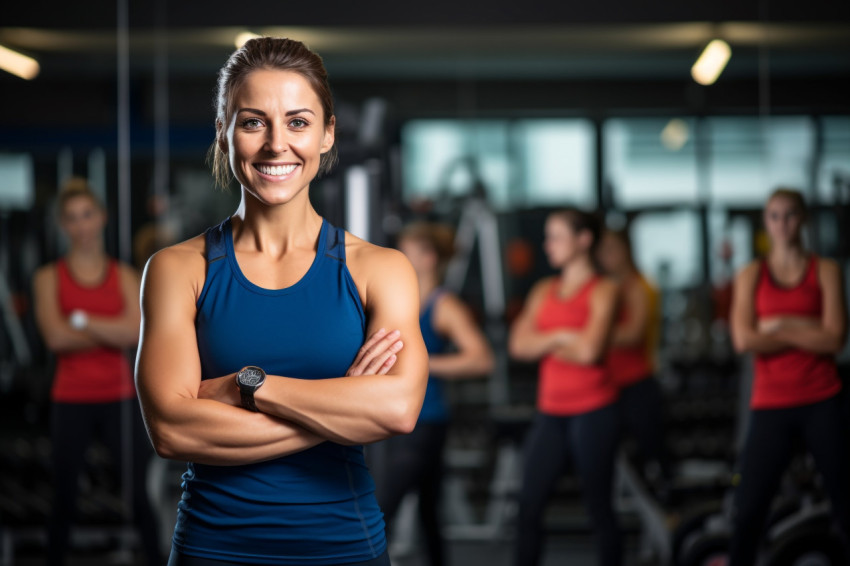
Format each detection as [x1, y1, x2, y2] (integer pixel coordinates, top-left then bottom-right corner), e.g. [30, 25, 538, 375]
[362, 253, 428, 379]
[32, 267, 64, 339]
[730, 265, 758, 335]
[585, 284, 618, 346]
[819, 262, 847, 337]
[510, 280, 549, 337]
[119, 265, 142, 321]
[135, 254, 203, 418]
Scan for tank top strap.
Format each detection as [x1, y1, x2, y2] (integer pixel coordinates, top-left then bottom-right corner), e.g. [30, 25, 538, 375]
[324, 223, 347, 263]
[205, 218, 229, 263]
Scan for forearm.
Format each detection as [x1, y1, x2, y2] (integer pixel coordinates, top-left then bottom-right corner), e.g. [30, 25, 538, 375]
[552, 337, 603, 365]
[85, 316, 141, 349]
[509, 330, 561, 362]
[772, 326, 845, 354]
[733, 329, 789, 354]
[144, 396, 323, 466]
[42, 326, 100, 353]
[429, 352, 493, 380]
[256, 373, 424, 446]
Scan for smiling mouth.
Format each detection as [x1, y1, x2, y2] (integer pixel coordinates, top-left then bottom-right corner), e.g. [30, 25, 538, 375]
[255, 164, 298, 176]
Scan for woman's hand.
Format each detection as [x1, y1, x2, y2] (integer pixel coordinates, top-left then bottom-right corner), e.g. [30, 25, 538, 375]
[346, 328, 403, 376]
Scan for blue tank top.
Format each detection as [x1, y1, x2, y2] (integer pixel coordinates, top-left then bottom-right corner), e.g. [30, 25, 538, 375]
[417, 289, 450, 423]
[173, 217, 386, 565]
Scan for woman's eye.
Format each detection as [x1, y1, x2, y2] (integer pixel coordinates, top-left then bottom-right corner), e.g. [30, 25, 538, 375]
[290, 118, 308, 128]
[241, 118, 262, 129]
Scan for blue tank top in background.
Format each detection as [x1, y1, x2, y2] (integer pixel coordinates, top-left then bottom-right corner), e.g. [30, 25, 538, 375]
[417, 289, 450, 423]
[173, 217, 386, 565]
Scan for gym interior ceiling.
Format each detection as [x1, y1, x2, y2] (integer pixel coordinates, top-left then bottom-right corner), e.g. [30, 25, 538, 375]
[1, 0, 849, 134]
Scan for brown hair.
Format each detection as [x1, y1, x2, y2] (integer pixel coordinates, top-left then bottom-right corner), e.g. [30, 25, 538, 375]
[767, 187, 808, 221]
[398, 221, 456, 279]
[209, 37, 338, 188]
[549, 207, 603, 255]
[56, 176, 103, 216]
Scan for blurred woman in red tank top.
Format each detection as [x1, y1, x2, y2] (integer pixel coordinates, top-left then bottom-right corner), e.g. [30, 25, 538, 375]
[729, 188, 849, 564]
[509, 207, 622, 566]
[596, 228, 672, 502]
[32, 178, 162, 566]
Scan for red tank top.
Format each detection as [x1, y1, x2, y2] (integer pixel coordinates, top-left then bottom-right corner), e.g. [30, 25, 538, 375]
[51, 259, 136, 403]
[606, 277, 654, 387]
[752, 255, 841, 409]
[535, 277, 618, 416]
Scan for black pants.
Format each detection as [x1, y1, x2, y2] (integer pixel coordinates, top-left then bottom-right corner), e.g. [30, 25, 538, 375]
[47, 399, 162, 566]
[374, 422, 448, 566]
[618, 377, 672, 485]
[168, 548, 391, 566]
[729, 394, 850, 565]
[513, 405, 622, 566]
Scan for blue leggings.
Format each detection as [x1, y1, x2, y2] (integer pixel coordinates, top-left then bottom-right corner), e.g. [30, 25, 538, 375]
[729, 394, 850, 565]
[513, 405, 622, 566]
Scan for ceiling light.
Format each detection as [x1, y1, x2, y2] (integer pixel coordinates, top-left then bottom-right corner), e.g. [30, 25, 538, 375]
[0, 44, 40, 80]
[234, 31, 262, 49]
[691, 38, 731, 86]
[661, 118, 690, 151]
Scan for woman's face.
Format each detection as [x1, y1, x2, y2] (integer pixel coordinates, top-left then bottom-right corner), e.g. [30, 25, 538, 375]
[543, 215, 583, 269]
[399, 237, 435, 278]
[60, 195, 105, 248]
[596, 231, 628, 275]
[222, 69, 335, 206]
[764, 195, 804, 247]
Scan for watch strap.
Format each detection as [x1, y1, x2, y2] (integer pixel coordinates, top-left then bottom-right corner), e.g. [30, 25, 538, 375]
[240, 388, 259, 412]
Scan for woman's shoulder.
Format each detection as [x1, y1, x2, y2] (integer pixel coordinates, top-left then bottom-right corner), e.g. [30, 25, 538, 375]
[142, 233, 208, 284]
[345, 231, 410, 272]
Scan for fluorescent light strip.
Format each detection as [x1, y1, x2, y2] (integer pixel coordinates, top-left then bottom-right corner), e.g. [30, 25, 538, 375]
[0, 44, 40, 80]
[691, 39, 731, 86]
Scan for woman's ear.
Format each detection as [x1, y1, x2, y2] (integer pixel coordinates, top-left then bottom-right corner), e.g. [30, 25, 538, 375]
[320, 116, 336, 154]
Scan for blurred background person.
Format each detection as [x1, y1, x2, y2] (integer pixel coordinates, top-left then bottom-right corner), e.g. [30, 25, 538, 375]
[376, 220, 494, 566]
[31, 177, 162, 566]
[729, 188, 849, 564]
[596, 227, 672, 501]
[508, 208, 621, 566]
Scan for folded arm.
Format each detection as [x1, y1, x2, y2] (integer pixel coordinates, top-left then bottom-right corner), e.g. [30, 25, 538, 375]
[760, 259, 847, 354]
[135, 243, 324, 466]
[250, 244, 429, 445]
[508, 277, 571, 362]
[33, 263, 141, 353]
[551, 279, 619, 365]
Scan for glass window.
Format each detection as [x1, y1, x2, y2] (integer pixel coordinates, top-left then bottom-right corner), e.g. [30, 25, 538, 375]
[817, 116, 850, 204]
[707, 116, 815, 206]
[603, 117, 699, 208]
[401, 118, 595, 210]
[401, 120, 510, 206]
[630, 209, 703, 289]
[0, 153, 34, 210]
[512, 120, 596, 208]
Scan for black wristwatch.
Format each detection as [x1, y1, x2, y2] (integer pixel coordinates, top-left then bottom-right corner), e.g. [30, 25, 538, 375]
[235, 366, 266, 412]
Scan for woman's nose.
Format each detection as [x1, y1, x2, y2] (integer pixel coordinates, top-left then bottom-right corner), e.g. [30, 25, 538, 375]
[265, 127, 286, 154]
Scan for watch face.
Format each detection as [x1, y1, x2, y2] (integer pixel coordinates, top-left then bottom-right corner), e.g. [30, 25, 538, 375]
[239, 367, 265, 387]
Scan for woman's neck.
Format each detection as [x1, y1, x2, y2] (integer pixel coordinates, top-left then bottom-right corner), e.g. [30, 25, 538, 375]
[768, 241, 806, 266]
[559, 255, 596, 288]
[232, 188, 322, 255]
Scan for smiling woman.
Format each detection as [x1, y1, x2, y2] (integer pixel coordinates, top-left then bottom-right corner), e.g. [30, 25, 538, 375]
[134, 37, 428, 566]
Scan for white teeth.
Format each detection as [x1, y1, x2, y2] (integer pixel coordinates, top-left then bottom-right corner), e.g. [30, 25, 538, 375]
[256, 164, 297, 176]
